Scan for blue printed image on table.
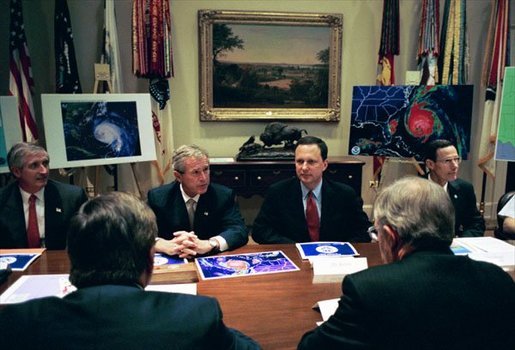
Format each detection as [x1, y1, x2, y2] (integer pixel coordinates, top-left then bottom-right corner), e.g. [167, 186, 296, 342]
[0, 253, 41, 271]
[154, 253, 186, 266]
[195, 250, 299, 280]
[296, 242, 358, 260]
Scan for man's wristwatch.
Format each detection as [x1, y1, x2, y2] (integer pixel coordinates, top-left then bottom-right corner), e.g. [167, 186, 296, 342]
[208, 237, 220, 252]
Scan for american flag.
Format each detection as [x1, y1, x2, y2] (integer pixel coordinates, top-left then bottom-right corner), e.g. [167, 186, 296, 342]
[9, 0, 38, 142]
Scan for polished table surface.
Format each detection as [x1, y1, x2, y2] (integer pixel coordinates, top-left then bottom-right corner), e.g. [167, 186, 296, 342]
[0, 243, 382, 350]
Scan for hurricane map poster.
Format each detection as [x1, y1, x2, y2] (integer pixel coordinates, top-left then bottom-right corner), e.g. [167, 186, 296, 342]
[348, 85, 473, 161]
[41, 94, 156, 168]
[195, 250, 299, 280]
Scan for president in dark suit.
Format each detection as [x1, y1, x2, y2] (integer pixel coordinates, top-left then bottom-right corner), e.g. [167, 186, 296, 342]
[0, 192, 260, 350]
[0, 142, 87, 249]
[147, 144, 248, 258]
[298, 177, 515, 350]
[252, 136, 370, 244]
[424, 139, 485, 237]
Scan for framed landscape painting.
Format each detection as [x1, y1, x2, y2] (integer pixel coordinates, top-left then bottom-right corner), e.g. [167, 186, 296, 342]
[198, 10, 343, 121]
[41, 94, 156, 168]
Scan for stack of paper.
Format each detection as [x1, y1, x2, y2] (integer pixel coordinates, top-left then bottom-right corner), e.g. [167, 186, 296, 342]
[451, 237, 515, 271]
[312, 256, 368, 283]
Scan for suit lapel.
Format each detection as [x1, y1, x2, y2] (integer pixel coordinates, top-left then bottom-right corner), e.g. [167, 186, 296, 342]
[3, 184, 27, 246]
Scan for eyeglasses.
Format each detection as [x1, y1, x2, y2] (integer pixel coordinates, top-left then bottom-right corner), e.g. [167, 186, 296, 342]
[367, 226, 378, 243]
[436, 157, 461, 165]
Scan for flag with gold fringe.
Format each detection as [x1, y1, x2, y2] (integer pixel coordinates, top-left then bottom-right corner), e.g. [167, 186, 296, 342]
[374, 0, 399, 181]
[132, 0, 175, 190]
[417, 0, 440, 85]
[477, 0, 510, 178]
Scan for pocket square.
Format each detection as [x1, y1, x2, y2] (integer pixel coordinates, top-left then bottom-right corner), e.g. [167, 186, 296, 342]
[204, 212, 209, 216]
[56, 208, 62, 213]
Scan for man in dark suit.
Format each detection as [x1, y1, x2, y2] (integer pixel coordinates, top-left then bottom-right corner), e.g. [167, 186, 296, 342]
[252, 136, 370, 244]
[298, 177, 515, 350]
[0, 142, 87, 249]
[147, 144, 248, 258]
[0, 192, 260, 350]
[424, 139, 485, 237]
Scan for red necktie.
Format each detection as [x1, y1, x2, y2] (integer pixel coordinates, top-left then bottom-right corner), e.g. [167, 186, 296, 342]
[306, 191, 320, 242]
[27, 194, 40, 248]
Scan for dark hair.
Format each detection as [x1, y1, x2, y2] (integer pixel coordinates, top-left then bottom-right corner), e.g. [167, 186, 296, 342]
[295, 136, 328, 160]
[423, 139, 454, 162]
[67, 192, 157, 288]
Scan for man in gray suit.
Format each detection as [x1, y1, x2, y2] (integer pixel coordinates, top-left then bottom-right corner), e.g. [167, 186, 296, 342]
[0, 142, 87, 249]
[298, 177, 514, 350]
[0, 192, 260, 350]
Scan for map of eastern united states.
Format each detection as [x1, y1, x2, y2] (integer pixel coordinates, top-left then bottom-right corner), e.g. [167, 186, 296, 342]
[495, 67, 515, 161]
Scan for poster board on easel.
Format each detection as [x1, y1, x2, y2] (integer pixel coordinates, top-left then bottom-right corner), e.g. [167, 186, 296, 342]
[0, 96, 23, 173]
[41, 93, 156, 169]
[495, 67, 515, 161]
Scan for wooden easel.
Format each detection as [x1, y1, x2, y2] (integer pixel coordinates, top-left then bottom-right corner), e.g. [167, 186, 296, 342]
[91, 63, 143, 196]
[90, 63, 117, 194]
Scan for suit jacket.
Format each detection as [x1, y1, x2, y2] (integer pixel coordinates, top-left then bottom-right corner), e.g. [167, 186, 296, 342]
[147, 182, 248, 249]
[448, 178, 485, 237]
[0, 284, 260, 350]
[0, 180, 87, 249]
[252, 177, 370, 244]
[298, 248, 515, 350]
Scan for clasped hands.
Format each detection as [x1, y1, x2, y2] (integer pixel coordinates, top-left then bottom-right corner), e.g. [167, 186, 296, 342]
[155, 231, 214, 259]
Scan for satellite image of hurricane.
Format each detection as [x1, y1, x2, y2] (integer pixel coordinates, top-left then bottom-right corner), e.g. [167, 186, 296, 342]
[348, 85, 473, 160]
[61, 101, 142, 161]
[196, 250, 299, 280]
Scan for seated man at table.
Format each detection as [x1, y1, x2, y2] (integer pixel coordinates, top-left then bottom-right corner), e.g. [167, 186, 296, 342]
[424, 139, 485, 237]
[0, 192, 260, 350]
[147, 144, 248, 258]
[252, 136, 370, 244]
[298, 177, 515, 350]
[0, 142, 87, 249]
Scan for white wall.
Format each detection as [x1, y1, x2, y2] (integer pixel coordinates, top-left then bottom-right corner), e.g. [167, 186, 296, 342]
[0, 0, 506, 225]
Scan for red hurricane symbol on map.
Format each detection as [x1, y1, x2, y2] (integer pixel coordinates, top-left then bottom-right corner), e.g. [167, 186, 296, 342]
[406, 102, 436, 142]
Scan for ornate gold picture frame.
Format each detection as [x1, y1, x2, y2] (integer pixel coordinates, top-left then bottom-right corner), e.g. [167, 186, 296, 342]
[198, 10, 343, 122]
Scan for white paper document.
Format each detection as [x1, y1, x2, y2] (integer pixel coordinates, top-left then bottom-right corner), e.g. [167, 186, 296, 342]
[451, 237, 515, 270]
[145, 283, 197, 295]
[312, 256, 368, 283]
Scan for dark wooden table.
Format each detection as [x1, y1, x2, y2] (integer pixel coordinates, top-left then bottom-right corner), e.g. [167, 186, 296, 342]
[0, 243, 382, 350]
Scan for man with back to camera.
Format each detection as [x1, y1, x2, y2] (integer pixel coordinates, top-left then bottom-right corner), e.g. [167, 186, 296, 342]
[0, 142, 87, 249]
[424, 139, 485, 237]
[252, 136, 370, 244]
[0, 192, 261, 350]
[147, 144, 248, 258]
[298, 177, 514, 350]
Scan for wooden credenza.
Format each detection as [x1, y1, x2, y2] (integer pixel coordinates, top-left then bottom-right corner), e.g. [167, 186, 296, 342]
[210, 156, 364, 198]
